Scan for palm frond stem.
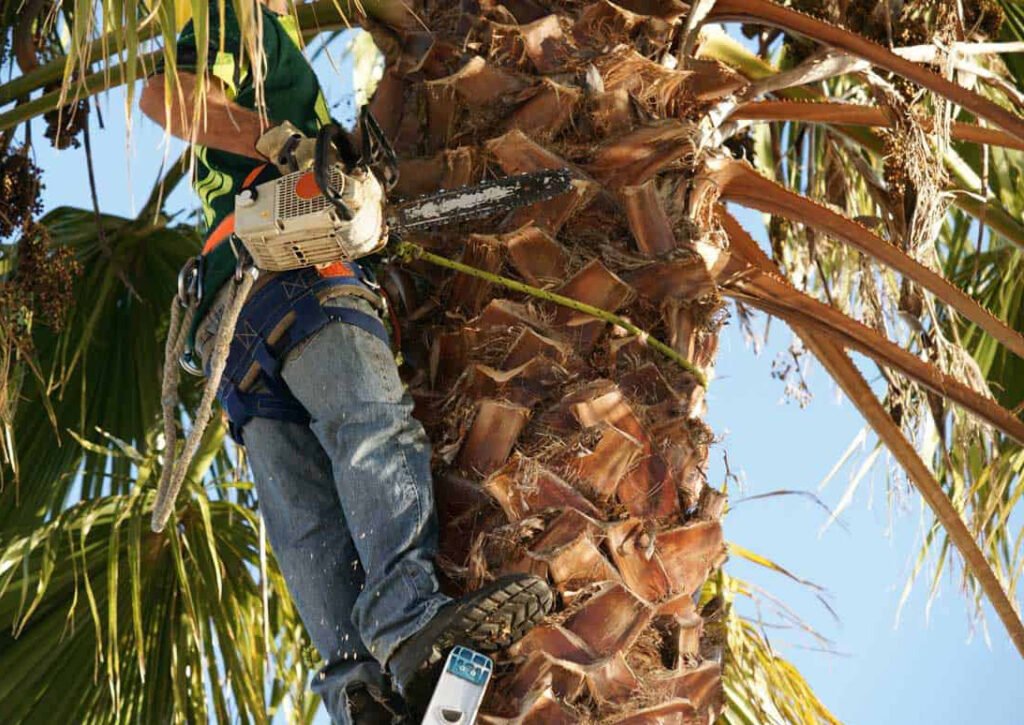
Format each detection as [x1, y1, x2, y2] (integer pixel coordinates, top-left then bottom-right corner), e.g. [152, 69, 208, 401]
[704, 158, 1024, 359]
[732, 100, 1024, 152]
[719, 206, 1024, 435]
[705, 0, 1024, 140]
[396, 240, 708, 387]
[798, 332, 1024, 659]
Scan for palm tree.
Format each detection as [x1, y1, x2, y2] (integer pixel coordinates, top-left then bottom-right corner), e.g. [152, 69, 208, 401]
[1, 0, 1024, 722]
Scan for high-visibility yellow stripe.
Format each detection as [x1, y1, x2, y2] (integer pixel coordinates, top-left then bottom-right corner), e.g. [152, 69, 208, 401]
[202, 169, 234, 214]
[193, 145, 235, 227]
[193, 148, 220, 197]
[278, 14, 301, 47]
[194, 172, 220, 203]
[212, 50, 238, 99]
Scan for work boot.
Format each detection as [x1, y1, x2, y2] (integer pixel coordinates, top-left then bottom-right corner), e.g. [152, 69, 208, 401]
[389, 574, 554, 716]
[345, 684, 407, 724]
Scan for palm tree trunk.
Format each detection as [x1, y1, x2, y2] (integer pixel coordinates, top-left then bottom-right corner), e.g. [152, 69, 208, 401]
[365, 2, 729, 720]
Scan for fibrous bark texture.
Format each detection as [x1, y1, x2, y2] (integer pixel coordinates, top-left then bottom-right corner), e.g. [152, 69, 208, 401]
[366, 1, 733, 722]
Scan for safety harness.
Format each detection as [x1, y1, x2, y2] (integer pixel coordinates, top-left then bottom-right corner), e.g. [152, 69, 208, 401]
[153, 246, 390, 530]
[215, 265, 388, 444]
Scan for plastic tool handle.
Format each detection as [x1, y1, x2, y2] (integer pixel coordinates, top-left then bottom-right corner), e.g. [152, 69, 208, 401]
[314, 123, 360, 221]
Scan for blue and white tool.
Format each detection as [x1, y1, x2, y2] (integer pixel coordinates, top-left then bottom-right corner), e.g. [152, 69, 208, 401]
[421, 646, 494, 724]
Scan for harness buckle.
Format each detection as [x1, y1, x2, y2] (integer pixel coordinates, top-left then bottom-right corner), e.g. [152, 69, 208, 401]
[177, 256, 204, 308]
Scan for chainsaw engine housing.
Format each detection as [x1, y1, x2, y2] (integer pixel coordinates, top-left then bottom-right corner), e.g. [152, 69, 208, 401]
[233, 163, 386, 272]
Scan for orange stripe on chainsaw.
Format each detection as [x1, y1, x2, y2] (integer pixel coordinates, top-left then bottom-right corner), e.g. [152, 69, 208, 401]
[295, 172, 321, 200]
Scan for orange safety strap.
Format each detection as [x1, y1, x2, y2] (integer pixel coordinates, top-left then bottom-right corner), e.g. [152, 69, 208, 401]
[316, 261, 359, 278]
[202, 213, 236, 254]
[242, 163, 269, 188]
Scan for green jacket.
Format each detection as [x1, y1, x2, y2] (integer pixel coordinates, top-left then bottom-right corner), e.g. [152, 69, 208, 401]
[173, 3, 335, 336]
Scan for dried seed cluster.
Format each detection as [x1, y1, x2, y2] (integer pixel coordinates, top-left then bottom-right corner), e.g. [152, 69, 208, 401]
[3, 226, 82, 337]
[43, 98, 89, 150]
[0, 148, 43, 240]
[0, 144, 81, 349]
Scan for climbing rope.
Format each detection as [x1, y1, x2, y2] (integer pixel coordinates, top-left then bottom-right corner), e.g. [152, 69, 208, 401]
[155, 297, 194, 519]
[151, 268, 256, 533]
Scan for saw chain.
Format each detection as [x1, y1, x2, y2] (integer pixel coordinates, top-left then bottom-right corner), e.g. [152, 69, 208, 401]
[231, 108, 574, 273]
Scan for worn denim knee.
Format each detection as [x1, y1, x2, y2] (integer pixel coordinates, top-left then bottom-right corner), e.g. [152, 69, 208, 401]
[281, 296, 450, 664]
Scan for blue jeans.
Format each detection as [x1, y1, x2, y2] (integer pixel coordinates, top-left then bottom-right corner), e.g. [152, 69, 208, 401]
[220, 294, 451, 722]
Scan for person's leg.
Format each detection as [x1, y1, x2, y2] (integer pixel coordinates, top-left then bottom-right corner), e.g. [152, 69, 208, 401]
[242, 415, 397, 723]
[279, 296, 555, 713]
[279, 296, 451, 667]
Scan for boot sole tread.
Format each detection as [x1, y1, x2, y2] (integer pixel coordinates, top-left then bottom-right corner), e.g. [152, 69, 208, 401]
[444, 577, 552, 653]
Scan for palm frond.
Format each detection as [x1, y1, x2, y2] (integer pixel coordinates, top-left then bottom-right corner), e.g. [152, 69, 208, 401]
[706, 0, 1024, 140]
[719, 208, 1024, 444]
[0, 439, 312, 724]
[710, 569, 840, 725]
[702, 157, 1024, 359]
[0, 0, 402, 134]
[720, 204, 1024, 657]
[797, 332, 1024, 657]
[698, 6, 1024, 650]
[0, 205, 199, 530]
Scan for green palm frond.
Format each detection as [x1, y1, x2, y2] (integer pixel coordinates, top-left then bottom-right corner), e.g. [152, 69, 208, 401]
[0, 435, 312, 724]
[709, 568, 840, 725]
[0, 0, 403, 134]
[0, 203, 199, 530]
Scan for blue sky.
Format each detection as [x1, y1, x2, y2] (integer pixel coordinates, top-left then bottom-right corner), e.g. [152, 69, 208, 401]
[21, 27, 1024, 725]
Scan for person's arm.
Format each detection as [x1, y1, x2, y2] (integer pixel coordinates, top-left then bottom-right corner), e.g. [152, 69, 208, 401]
[140, 73, 265, 160]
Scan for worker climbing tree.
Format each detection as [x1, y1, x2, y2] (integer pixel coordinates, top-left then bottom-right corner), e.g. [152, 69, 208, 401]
[141, 1, 555, 722]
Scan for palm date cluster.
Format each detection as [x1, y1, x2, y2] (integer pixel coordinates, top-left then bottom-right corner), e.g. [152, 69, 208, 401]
[1, 226, 81, 338]
[880, 129, 913, 215]
[966, 0, 1006, 39]
[0, 148, 43, 240]
[0, 143, 81, 347]
[43, 97, 89, 150]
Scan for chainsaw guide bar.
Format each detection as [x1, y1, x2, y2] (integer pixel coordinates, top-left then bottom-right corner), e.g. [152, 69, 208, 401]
[387, 168, 575, 233]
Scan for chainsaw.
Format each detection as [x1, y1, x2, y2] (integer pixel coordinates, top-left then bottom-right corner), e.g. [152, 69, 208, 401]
[231, 108, 573, 272]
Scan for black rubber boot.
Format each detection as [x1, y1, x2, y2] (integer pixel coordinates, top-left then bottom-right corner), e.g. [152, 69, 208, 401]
[388, 574, 554, 715]
[345, 684, 407, 724]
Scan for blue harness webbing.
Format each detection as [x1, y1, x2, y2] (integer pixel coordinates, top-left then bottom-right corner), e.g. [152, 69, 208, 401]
[211, 266, 389, 444]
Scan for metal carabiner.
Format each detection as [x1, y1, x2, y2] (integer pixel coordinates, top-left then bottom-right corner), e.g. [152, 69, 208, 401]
[176, 256, 204, 308]
[179, 349, 205, 377]
[229, 235, 258, 284]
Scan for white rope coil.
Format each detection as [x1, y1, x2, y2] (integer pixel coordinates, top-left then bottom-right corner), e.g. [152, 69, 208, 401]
[151, 272, 255, 532]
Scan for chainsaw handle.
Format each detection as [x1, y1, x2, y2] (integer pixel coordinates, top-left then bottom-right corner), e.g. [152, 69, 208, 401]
[314, 123, 358, 221]
[317, 122, 361, 169]
[359, 107, 399, 191]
